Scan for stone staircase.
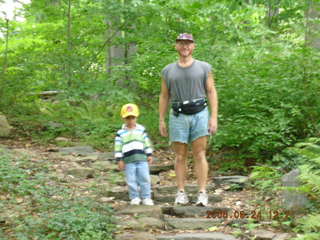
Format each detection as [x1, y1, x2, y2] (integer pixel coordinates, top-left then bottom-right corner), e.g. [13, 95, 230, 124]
[0, 141, 297, 240]
[49, 146, 294, 240]
[113, 184, 239, 240]
[107, 178, 293, 240]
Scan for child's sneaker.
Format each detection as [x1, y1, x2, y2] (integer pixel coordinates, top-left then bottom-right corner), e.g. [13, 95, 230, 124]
[174, 191, 189, 205]
[130, 197, 141, 205]
[142, 198, 154, 206]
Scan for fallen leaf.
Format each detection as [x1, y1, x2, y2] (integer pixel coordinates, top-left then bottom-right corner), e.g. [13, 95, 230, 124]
[16, 198, 24, 203]
[208, 226, 218, 231]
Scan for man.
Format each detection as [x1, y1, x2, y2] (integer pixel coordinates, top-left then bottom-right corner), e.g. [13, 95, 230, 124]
[159, 33, 218, 206]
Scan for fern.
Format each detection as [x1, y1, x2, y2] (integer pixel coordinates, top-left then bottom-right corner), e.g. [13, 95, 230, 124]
[292, 141, 320, 240]
[293, 214, 320, 240]
[293, 233, 320, 240]
[299, 165, 320, 199]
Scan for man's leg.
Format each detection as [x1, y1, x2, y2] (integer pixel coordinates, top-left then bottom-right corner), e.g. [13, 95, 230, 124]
[191, 136, 208, 192]
[172, 142, 188, 191]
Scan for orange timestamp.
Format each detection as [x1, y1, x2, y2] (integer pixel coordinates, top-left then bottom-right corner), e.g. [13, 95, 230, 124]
[206, 209, 293, 221]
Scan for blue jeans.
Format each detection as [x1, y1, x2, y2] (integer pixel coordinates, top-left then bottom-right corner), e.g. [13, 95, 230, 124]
[125, 161, 151, 200]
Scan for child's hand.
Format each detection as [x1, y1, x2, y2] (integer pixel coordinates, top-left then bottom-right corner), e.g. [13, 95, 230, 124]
[147, 156, 153, 165]
[118, 160, 125, 171]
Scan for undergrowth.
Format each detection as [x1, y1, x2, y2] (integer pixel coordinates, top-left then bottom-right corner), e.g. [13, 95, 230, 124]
[0, 147, 115, 240]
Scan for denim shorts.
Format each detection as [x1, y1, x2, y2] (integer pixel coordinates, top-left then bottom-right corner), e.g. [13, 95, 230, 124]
[169, 107, 209, 144]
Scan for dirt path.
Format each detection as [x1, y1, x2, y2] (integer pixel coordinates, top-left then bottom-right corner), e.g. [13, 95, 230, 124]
[0, 137, 293, 240]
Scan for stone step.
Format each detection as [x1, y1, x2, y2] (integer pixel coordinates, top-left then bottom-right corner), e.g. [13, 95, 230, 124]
[117, 216, 164, 231]
[115, 232, 157, 240]
[154, 193, 222, 204]
[150, 163, 174, 174]
[156, 232, 238, 240]
[213, 176, 249, 185]
[117, 205, 162, 218]
[161, 206, 231, 217]
[154, 184, 215, 195]
[163, 217, 224, 230]
[163, 216, 248, 230]
[105, 184, 219, 203]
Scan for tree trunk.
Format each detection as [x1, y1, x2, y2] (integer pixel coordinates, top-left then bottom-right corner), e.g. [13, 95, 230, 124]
[106, 21, 112, 74]
[266, 0, 279, 27]
[2, 19, 9, 75]
[67, 0, 72, 86]
[306, 0, 320, 49]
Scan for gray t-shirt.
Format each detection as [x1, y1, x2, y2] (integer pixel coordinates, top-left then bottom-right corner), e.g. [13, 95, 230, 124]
[161, 59, 212, 103]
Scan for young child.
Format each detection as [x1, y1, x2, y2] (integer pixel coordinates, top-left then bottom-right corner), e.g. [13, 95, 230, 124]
[114, 103, 154, 206]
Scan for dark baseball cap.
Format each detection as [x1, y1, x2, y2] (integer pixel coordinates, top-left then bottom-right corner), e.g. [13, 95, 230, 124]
[176, 33, 194, 42]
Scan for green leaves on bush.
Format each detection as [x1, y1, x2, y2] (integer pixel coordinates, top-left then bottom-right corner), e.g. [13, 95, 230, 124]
[16, 201, 115, 240]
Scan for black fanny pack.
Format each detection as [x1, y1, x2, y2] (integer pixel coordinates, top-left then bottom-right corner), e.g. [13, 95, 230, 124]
[172, 98, 207, 116]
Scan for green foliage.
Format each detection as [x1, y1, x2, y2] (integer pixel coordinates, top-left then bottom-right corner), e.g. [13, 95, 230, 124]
[293, 214, 320, 240]
[0, 147, 115, 239]
[271, 138, 320, 171]
[295, 140, 320, 205]
[0, 0, 320, 165]
[211, 44, 320, 161]
[16, 201, 114, 240]
[252, 138, 320, 239]
[250, 165, 282, 193]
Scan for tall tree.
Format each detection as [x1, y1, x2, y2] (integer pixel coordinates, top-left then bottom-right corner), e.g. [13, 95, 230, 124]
[67, 0, 72, 86]
[266, 0, 280, 27]
[306, 0, 320, 49]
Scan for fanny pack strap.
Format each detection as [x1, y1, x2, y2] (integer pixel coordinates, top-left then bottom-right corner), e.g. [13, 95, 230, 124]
[172, 98, 207, 116]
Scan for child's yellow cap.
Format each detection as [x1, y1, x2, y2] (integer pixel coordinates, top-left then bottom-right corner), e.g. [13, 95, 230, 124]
[120, 103, 139, 118]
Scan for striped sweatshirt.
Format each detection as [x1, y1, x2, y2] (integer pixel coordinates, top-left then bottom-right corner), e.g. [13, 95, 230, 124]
[114, 123, 153, 163]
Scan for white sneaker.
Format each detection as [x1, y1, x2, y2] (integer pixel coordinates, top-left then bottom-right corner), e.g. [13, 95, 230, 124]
[196, 192, 208, 207]
[174, 191, 189, 205]
[142, 198, 154, 206]
[130, 197, 141, 205]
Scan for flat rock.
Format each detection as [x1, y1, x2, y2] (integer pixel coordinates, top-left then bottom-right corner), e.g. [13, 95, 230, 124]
[137, 217, 164, 229]
[156, 232, 237, 240]
[154, 184, 215, 195]
[161, 206, 231, 217]
[273, 233, 292, 240]
[66, 167, 94, 178]
[164, 217, 223, 230]
[161, 206, 232, 217]
[104, 186, 128, 200]
[91, 160, 117, 171]
[150, 164, 174, 174]
[154, 193, 222, 204]
[213, 176, 249, 185]
[117, 205, 162, 218]
[59, 146, 96, 156]
[251, 229, 276, 240]
[118, 216, 164, 230]
[116, 232, 156, 240]
[281, 169, 309, 213]
[97, 152, 115, 161]
[0, 114, 12, 137]
[75, 154, 100, 162]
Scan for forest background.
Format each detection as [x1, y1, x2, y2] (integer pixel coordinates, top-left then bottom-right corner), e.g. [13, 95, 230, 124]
[0, 0, 319, 170]
[1, 0, 320, 239]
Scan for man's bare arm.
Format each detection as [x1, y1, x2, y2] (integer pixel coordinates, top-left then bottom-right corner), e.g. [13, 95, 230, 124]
[206, 72, 218, 134]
